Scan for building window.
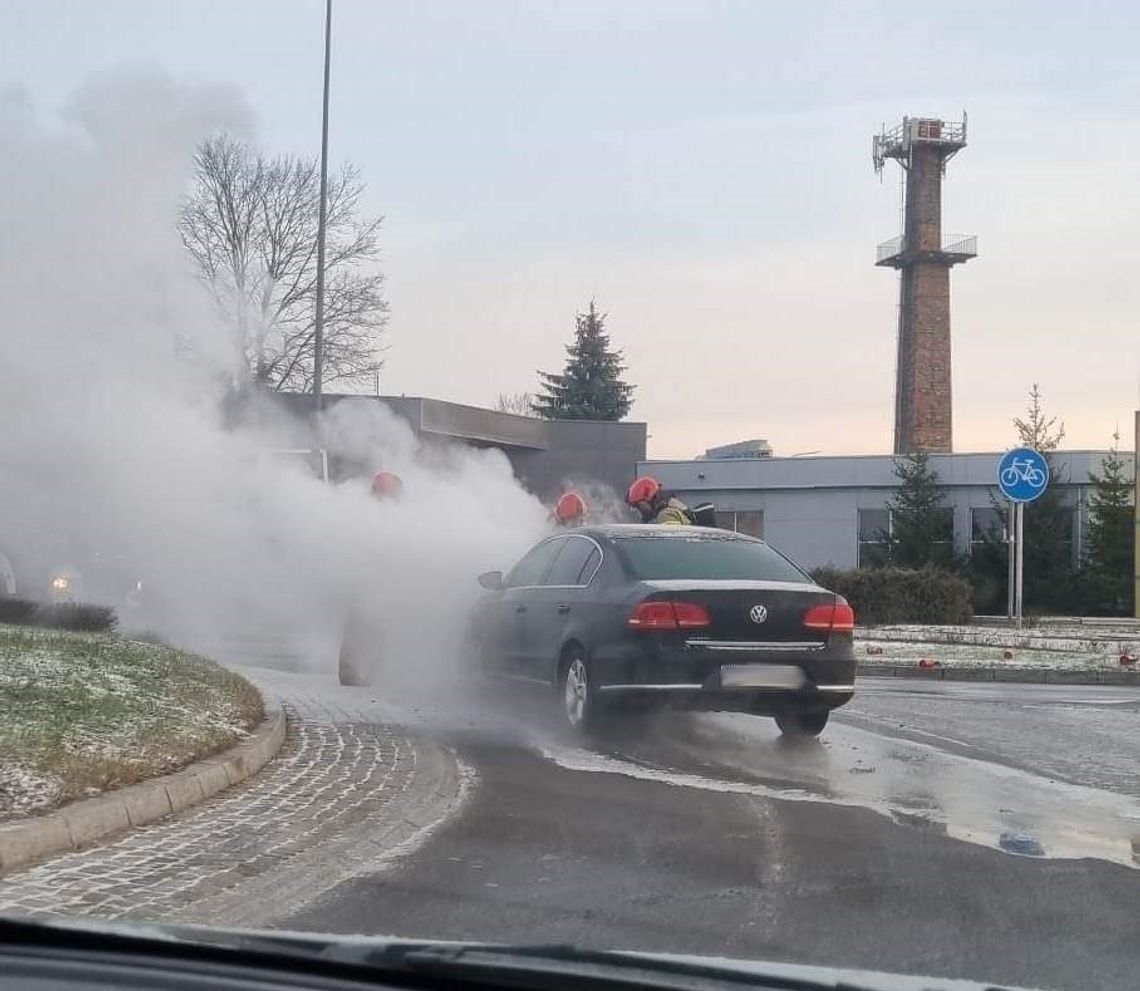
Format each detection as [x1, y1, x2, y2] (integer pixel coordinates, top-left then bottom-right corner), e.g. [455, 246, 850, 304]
[714, 511, 764, 539]
[970, 508, 1006, 551]
[858, 508, 891, 568]
[930, 507, 956, 563]
[736, 511, 764, 539]
[1058, 507, 1076, 566]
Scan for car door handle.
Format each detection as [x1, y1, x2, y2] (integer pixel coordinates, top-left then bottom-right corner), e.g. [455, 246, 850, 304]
[515, 604, 527, 614]
[557, 604, 571, 614]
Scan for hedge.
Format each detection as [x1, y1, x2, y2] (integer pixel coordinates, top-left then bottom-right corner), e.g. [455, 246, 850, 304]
[810, 567, 973, 627]
[0, 597, 118, 634]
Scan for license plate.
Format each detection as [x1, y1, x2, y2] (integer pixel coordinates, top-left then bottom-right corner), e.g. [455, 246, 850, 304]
[720, 663, 805, 689]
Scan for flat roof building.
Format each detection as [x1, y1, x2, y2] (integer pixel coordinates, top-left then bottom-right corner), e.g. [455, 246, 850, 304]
[266, 392, 647, 502]
[637, 450, 1127, 575]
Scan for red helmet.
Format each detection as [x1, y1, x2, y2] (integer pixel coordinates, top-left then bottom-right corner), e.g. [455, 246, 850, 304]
[626, 476, 661, 507]
[555, 490, 588, 524]
[370, 471, 404, 499]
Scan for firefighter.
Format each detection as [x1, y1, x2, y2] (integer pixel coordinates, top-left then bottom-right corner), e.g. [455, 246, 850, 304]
[553, 490, 588, 527]
[370, 471, 404, 500]
[626, 476, 692, 525]
[339, 470, 404, 686]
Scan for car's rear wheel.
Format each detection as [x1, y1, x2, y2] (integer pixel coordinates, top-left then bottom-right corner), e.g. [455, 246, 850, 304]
[561, 650, 602, 733]
[775, 706, 829, 738]
[337, 631, 373, 687]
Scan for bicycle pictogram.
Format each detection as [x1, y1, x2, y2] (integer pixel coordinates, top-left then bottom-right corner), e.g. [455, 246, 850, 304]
[1000, 458, 1046, 490]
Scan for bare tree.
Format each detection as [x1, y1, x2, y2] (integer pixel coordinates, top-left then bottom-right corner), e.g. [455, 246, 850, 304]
[178, 134, 388, 392]
[493, 392, 536, 416]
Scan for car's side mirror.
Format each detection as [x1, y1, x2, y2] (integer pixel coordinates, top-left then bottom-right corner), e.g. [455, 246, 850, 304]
[478, 570, 504, 590]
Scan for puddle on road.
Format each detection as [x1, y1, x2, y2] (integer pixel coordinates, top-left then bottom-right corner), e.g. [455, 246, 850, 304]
[539, 712, 1140, 870]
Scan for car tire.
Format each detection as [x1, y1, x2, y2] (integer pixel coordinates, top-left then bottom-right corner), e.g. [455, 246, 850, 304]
[775, 706, 829, 738]
[338, 654, 370, 687]
[560, 649, 603, 734]
[0, 553, 16, 597]
[337, 637, 373, 687]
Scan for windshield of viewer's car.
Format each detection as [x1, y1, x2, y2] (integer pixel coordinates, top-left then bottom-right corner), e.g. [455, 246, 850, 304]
[615, 534, 811, 583]
[3, 6, 1138, 991]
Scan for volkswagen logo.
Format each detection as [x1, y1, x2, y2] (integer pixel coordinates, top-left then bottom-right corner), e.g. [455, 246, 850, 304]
[749, 604, 768, 624]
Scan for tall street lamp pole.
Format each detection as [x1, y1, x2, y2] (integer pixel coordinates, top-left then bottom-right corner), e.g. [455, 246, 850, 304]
[313, 0, 332, 414]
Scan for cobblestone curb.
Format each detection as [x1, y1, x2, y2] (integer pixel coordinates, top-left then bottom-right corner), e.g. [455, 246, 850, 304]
[858, 664, 1140, 686]
[0, 699, 286, 875]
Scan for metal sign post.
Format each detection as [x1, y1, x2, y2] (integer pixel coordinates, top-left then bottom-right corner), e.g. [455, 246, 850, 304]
[997, 447, 1049, 629]
[1134, 411, 1140, 619]
[1006, 499, 1016, 620]
[1015, 502, 1025, 628]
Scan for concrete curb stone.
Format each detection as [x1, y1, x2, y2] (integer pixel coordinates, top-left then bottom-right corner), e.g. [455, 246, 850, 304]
[943, 666, 993, 681]
[994, 668, 1047, 683]
[1098, 669, 1140, 685]
[0, 698, 286, 875]
[858, 664, 1140, 687]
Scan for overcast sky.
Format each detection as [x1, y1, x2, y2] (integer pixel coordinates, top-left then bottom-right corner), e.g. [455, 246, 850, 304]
[4, 1, 1138, 458]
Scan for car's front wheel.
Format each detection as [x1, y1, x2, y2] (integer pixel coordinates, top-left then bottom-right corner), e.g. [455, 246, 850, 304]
[337, 626, 373, 687]
[561, 650, 602, 733]
[775, 706, 829, 738]
[337, 648, 371, 687]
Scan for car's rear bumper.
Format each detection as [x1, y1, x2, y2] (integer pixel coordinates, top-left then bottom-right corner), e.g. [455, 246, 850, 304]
[595, 682, 855, 715]
[591, 637, 856, 712]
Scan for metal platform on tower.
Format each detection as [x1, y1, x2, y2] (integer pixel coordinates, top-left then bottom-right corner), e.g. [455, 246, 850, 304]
[875, 232, 978, 268]
[873, 115, 967, 173]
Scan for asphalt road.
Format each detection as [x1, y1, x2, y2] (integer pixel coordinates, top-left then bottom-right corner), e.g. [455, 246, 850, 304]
[282, 676, 1140, 991]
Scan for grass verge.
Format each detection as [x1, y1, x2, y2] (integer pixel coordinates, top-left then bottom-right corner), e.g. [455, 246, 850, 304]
[0, 625, 263, 821]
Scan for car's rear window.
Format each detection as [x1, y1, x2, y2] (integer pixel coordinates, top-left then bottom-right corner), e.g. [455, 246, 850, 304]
[614, 533, 810, 583]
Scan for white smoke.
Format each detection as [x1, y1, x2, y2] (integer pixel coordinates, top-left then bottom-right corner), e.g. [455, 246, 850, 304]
[555, 478, 632, 526]
[0, 70, 549, 683]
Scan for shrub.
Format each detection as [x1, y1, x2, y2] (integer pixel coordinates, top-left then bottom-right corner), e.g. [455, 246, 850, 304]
[0, 597, 118, 634]
[810, 567, 973, 627]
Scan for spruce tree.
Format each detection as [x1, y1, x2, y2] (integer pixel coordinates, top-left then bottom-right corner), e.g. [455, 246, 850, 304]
[533, 301, 634, 421]
[1081, 433, 1134, 615]
[1013, 384, 1073, 612]
[888, 452, 955, 569]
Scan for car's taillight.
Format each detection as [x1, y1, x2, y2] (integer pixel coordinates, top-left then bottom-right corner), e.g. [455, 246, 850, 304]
[628, 602, 677, 629]
[628, 600, 711, 630]
[803, 597, 856, 632]
[673, 602, 712, 628]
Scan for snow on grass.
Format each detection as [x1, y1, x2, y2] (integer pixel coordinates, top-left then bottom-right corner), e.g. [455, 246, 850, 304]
[0, 625, 263, 821]
[855, 637, 1126, 671]
[0, 764, 61, 819]
[859, 623, 1140, 655]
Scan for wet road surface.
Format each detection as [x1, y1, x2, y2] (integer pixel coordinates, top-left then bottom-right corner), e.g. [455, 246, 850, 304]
[279, 675, 1140, 991]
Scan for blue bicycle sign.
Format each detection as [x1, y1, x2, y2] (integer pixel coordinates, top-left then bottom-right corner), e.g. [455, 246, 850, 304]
[997, 447, 1049, 503]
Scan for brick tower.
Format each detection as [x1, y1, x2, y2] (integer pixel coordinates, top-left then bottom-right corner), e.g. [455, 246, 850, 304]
[874, 115, 975, 454]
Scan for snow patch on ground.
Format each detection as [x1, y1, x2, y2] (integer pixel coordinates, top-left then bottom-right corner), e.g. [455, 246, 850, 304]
[861, 623, 1140, 654]
[854, 622, 1140, 671]
[855, 639, 1124, 671]
[0, 764, 62, 819]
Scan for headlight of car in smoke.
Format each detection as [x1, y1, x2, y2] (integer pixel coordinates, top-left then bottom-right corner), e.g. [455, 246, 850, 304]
[48, 569, 81, 603]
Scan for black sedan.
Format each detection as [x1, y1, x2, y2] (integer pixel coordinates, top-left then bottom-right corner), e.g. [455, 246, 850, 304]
[474, 525, 855, 737]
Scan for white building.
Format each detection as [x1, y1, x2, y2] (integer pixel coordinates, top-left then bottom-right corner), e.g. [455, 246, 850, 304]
[636, 450, 1129, 572]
